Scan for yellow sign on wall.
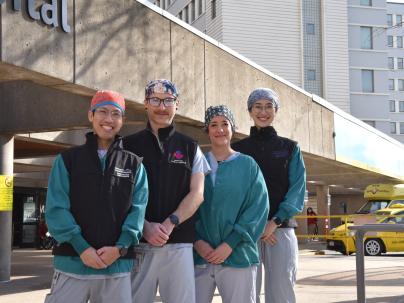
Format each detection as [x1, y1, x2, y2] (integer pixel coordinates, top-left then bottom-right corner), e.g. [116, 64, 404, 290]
[0, 175, 13, 211]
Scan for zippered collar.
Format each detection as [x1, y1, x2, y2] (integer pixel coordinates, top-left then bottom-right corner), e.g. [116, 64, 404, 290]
[146, 121, 176, 141]
[250, 126, 277, 140]
[146, 122, 176, 153]
[85, 132, 123, 155]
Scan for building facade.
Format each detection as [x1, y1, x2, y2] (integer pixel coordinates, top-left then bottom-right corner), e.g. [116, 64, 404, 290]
[150, 0, 404, 143]
[387, 2, 404, 141]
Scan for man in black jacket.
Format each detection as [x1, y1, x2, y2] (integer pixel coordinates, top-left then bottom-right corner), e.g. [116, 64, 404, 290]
[232, 88, 306, 303]
[45, 90, 148, 303]
[124, 79, 210, 303]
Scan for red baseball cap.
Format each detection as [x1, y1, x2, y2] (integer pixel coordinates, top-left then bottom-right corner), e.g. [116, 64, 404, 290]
[90, 90, 125, 113]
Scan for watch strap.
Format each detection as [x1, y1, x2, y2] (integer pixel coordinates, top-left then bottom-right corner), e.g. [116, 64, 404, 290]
[272, 217, 283, 227]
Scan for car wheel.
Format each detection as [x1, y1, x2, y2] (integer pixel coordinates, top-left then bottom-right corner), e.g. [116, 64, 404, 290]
[364, 239, 383, 256]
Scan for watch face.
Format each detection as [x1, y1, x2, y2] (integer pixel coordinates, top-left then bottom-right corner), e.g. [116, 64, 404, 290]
[119, 247, 128, 257]
[273, 217, 282, 226]
[169, 214, 179, 226]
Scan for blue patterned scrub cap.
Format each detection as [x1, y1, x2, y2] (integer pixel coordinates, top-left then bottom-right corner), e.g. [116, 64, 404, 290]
[204, 105, 236, 132]
[145, 79, 179, 98]
[247, 88, 280, 111]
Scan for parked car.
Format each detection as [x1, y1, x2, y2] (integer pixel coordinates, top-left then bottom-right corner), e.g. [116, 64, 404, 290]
[327, 204, 404, 255]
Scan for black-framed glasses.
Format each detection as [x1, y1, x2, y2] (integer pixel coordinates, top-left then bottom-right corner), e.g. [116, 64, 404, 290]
[94, 107, 123, 120]
[146, 97, 177, 107]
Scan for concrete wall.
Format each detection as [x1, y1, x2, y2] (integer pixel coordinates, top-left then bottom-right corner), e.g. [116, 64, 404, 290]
[330, 194, 365, 228]
[0, 0, 336, 160]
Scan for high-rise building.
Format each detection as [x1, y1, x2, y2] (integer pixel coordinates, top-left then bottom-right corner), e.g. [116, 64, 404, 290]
[387, 2, 404, 141]
[149, 0, 404, 143]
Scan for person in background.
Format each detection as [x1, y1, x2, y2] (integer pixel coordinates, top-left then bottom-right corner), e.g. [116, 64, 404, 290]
[307, 207, 318, 239]
[38, 217, 48, 250]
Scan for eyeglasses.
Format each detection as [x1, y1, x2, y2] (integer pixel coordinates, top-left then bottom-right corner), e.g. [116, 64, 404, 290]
[146, 97, 177, 107]
[94, 108, 123, 120]
[252, 104, 275, 113]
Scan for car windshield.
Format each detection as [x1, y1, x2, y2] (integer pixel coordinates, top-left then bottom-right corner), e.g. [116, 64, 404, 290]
[356, 200, 390, 214]
[381, 212, 404, 224]
[388, 200, 404, 208]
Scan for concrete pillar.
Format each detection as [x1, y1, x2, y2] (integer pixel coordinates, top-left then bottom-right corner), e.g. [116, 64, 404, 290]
[316, 185, 330, 238]
[0, 135, 14, 282]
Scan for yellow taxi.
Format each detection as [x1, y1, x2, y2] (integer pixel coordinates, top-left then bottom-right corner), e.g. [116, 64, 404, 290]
[327, 203, 404, 255]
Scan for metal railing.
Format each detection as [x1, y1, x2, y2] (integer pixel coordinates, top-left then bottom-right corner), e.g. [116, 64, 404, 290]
[348, 223, 404, 303]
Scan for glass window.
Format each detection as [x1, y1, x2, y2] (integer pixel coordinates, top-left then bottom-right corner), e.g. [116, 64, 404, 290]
[360, 0, 372, 6]
[184, 6, 189, 22]
[178, 11, 183, 20]
[190, 1, 195, 22]
[360, 27, 373, 49]
[388, 57, 394, 69]
[307, 23, 315, 35]
[363, 120, 376, 127]
[198, 0, 203, 16]
[307, 69, 316, 81]
[362, 70, 374, 92]
[399, 79, 404, 91]
[398, 36, 403, 48]
[400, 122, 404, 134]
[388, 14, 393, 27]
[389, 79, 395, 90]
[388, 35, 394, 47]
[390, 100, 396, 112]
[23, 196, 37, 223]
[400, 101, 404, 112]
[211, 0, 216, 19]
[397, 15, 402, 27]
[399, 58, 404, 69]
[391, 122, 397, 134]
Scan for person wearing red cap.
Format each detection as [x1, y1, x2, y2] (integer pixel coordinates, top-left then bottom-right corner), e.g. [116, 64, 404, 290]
[44, 90, 149, 303]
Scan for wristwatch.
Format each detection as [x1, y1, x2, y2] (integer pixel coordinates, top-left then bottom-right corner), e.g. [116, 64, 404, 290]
[272, 217, 283, 227]
[116, 245, 128, 257]
[169, 214, 180, 227]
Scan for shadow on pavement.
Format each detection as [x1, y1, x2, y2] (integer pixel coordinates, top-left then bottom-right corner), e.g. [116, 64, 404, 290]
[297, 267, 404, 287]
[0, 249, 53, 296]
[334, 295, 404, 303]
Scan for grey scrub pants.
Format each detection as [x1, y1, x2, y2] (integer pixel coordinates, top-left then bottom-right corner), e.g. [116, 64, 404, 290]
[256, 228, 298, 303]
[195, 264, 257, 303]
[131, 243, 195, 303]
[44, 271, 131, 303]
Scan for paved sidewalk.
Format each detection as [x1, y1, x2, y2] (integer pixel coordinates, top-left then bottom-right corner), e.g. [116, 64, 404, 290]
[1, 242, 404, 302]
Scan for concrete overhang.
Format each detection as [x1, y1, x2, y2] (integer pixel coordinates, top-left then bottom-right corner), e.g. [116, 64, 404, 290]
[0, 0, 403, 195]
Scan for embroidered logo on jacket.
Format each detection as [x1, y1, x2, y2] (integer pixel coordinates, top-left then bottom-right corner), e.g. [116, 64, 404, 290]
[114, 167, 132, 178]
[272, 150, 289, 158]
[169, 150, 187, 165]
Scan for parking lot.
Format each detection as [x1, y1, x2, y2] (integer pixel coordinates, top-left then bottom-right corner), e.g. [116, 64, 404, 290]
[1, 243, 404, 303]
